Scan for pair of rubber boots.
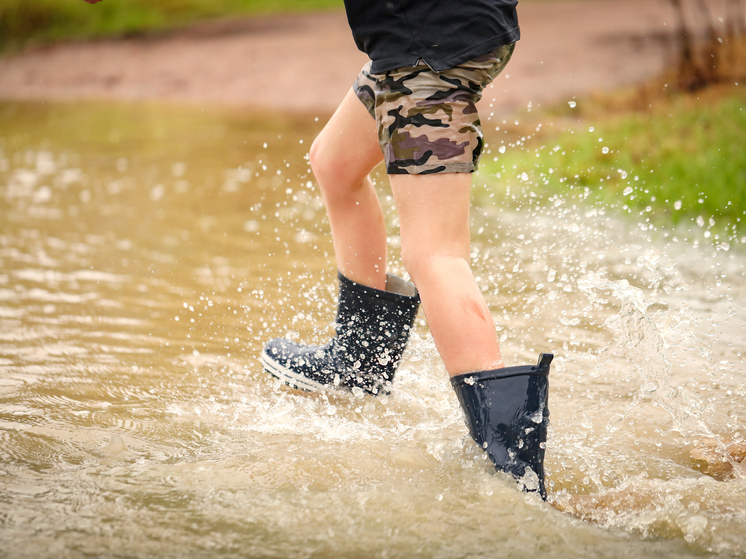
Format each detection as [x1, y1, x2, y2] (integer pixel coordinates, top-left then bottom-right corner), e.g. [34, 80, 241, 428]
[261, 271, 552, 499]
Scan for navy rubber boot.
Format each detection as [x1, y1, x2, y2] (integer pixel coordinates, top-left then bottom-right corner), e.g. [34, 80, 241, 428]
[450, 353, 552, 499]
[261, 271, 420, 395]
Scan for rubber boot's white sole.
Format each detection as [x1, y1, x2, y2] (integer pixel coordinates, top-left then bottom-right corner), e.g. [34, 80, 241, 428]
[260, 349, 331, 393]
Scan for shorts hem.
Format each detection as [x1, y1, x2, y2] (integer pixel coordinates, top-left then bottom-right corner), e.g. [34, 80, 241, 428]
[387, 162, 476, 175]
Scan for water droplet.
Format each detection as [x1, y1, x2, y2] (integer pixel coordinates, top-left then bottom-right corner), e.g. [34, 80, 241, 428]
[33, 186, 52, 204]
[105, 434, 128, 454]
[602, 147, 609, 154]
[150, 184, 165, 201]
[568, 101, 577, 108]
[623, 187, 633, 196]
[293, 230, 316, 243]
[644, 248, 661, 265]
[674, 200, 682, 210]
[171, 162, 186, 177]
[519, 467, 540, 492]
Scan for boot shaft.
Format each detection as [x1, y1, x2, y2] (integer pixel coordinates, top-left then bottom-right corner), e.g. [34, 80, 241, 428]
[451, 354, 552, 498]
[262, 272, 420, 395]
[333, 272, 420, 386]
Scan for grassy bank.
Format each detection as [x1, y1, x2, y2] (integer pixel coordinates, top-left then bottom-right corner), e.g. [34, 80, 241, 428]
[478, 82, 746, 234]
[0, 0, 343, 51]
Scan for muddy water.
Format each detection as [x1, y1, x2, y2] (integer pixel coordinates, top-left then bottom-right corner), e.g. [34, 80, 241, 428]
[1, 101, 745, 558]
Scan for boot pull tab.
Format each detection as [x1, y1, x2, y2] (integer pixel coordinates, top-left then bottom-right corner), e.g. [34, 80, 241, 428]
[537, 353, 553, 373]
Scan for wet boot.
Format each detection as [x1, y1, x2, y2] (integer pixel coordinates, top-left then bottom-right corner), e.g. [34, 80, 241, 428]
[261, 271, 420, 395]
[450, 353, 552, 499]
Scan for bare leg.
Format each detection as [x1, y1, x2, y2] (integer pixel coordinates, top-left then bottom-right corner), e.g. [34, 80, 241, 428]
[390, 172, 504, 376]
[309, 88, 387, 290]
[310, 89, 500, 375]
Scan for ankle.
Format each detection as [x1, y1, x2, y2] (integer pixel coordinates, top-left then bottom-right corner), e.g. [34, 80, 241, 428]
[337, 268, 386, 291]
[446, 357, 505, 378]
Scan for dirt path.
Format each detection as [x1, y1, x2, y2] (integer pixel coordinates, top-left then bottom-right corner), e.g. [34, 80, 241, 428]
[0, 0, 683, 115]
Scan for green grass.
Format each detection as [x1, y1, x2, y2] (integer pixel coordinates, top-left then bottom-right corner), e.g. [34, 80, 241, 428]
[477, 84, 746, 232]
[0, 0, 344, 51]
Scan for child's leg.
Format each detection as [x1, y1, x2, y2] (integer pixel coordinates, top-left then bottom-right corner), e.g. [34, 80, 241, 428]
[390, 172, 503, 376]
[262, 88, 419, 396]
[309, 88, 387, 290]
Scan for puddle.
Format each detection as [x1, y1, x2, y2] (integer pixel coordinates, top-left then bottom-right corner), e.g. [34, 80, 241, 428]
[1, 100, 745, 558]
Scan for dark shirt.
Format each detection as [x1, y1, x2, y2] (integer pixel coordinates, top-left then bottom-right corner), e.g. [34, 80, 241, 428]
[343, 0, 520, 73]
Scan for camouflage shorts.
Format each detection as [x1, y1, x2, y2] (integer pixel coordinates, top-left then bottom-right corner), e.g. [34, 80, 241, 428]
[353, 43, 515, 175]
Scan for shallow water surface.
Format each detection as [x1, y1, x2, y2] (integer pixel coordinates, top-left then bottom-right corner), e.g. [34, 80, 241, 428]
[1, 101, 745, 558]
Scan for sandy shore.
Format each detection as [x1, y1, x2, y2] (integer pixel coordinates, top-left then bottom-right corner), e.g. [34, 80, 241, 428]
[0, 0, 683, 114]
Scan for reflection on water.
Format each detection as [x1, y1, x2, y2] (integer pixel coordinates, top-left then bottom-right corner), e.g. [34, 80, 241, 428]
[1, 101, 745, 558]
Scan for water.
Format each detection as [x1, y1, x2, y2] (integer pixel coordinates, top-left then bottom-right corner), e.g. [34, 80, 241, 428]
[1, 100, 745, 558]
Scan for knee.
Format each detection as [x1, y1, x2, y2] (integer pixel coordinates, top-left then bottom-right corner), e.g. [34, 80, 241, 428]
[310, 135, 344, 192]
[309, 134, 368, 197]
[401, 242, 469, 288]
[401, 245, 435, 286]
[308, 134, 326, 179]
[308, 135, 328, 183]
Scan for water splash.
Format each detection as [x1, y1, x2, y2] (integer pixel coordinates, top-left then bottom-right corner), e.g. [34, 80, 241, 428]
[1, 101, 745, 558]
